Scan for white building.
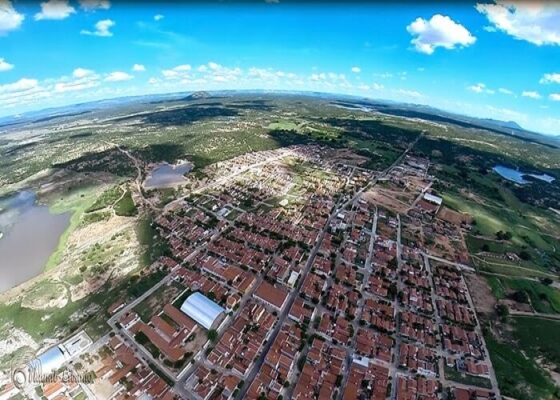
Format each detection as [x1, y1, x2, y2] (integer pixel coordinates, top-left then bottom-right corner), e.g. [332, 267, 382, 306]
[180, 292, 225, 330]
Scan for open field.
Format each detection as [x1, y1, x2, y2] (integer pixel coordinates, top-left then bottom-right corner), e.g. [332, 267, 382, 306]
[487, 276, 560, 314]
[485, 330, 559, 400]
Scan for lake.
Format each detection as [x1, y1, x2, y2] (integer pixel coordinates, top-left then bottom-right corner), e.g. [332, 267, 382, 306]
[0, 191, 70, 293]
[493, 165, 555, 185]
[143, 162, 193, 190]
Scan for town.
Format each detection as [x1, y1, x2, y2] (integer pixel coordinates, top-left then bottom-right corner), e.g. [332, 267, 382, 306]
[1, 143, 500, 400]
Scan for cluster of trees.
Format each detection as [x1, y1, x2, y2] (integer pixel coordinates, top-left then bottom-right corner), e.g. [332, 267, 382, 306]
[495, 230, 513, 241]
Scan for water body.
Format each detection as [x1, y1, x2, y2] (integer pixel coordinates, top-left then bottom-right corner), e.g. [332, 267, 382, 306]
[493, 165, 555, 185]
[0, 191, 70, 293]
[143, 162, 193, 189]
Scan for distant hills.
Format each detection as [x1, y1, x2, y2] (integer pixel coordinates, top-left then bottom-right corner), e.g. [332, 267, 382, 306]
[1, 90, 558, 149]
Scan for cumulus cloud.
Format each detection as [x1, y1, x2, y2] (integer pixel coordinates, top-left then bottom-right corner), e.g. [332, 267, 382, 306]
[468, 83, 494, 94]
[0, 0, 24, 35]
[406, 14, 476, 54]
[522, 90, 541, 99]
[162, 64, 192, 78]
[154, 14, 164, 21]
[73, 67, 94, 78]
[0, 78, 38, 94]
[550, 93, 560, 101]
[55, 69, 100, 93]
[540, 73, 560, 84]
[105, 71, 133, 82]
[498, 87, 513, 95]
[79, 0, 110, 10]
[132, 64, 145, 72]
[476, 1, 560, 46]
[351, 66, 361, 73]
[0, 57, 13, 71]
[54, 80, 97, 93]
[80, 19, 114, 37]
[35, 0, 75, 21]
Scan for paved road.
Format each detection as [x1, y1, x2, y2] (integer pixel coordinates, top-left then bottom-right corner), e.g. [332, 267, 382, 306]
[423, 253, 476, 273]
[389, 214, 405, 400]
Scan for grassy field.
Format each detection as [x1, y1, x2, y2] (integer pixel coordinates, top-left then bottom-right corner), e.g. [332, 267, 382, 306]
[486, 276, 560, 314]
[44, 184, 102, 271]
[443, 188, 559, 276]
[512, 317, 560, 367]
[85, 185, 123, 212]
[114, 190, 137, 216]
[485, 331, 559, 400]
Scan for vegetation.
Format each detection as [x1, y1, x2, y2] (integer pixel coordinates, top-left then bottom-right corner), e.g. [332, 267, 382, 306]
[487, 276, 560, 314]
[85, 185, 123, 212]
[444, 366, 492, 389]
[114, 190, 137, 216]
[485, 329, 559, 400]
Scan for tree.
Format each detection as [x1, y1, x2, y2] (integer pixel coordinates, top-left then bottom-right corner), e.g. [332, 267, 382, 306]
[496, 304, 509, 318]
[541, 277, 553, 286]
[207, 329, 218, 342]
[511, 290, 529, 304]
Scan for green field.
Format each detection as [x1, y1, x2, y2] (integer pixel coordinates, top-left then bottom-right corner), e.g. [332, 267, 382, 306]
[44, 185, 103, 271]
[114, 190, 138, 216]
[485, 331, 559, 400]
[512, 317, 560, 367]
[486, 276, 560, 314]
[85, 185, 123, 212]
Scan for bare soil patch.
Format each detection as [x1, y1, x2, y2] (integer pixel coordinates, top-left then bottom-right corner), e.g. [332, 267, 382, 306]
[465, 273, 496, 314]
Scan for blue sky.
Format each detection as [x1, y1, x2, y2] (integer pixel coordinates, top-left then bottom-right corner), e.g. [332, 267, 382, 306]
[1, 1, 560, 135]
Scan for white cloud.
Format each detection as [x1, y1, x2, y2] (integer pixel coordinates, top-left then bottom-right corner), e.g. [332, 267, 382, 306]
[55, 69, 100, 93]
[550, 93, 560, 101]
[0, 0, 24, 35]
[476, 1, 560, 46]
[73, 68, 94, 78]
[162, 64, 192, 78]
[0, 78, 38, 94]
[105, 71, 133, 82]
[35, 0, 75, 21]
[351, 66, 361, 73]
[498, 87, 513, 95]
[406, 14, 476, 54]
[132, 64, 145, 72]
[54, 80, 97, 93]
[80, 19, 114, 37]
[522, 90, 541, 99]
[468, 83, 494, 94]
[0, 57, 13, 71]
[540, 73, 560, 84]
[79, 0, 110, 10]
[154, 14, 164, 21]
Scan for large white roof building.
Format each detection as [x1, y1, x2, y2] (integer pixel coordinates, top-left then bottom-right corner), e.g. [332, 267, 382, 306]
[180, 292, 225, 330]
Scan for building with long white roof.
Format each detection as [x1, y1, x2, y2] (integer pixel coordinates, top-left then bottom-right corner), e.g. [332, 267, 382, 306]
[180, 292, 225, 330]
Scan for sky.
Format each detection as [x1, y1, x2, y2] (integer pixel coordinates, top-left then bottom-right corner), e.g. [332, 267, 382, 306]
[1, 1, 560, 135]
